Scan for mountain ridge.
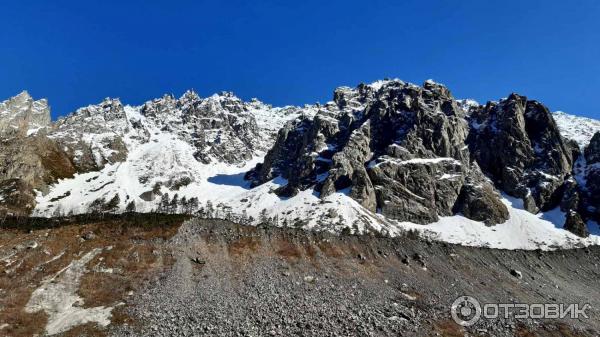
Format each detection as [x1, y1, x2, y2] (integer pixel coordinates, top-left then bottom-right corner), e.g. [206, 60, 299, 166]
[1, 80, 599, 250]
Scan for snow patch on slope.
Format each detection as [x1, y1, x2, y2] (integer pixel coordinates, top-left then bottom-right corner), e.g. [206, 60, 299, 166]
[36, 141, 600, 251]
[208, 173, 600, 250]
[393, 195, 600, 250]
[553, 111, 600, 148]
[33, 127, 263, 215]
[220, 177, 390, 234]
[369, 78, 400, 91]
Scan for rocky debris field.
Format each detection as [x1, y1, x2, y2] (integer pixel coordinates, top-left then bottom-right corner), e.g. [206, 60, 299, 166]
[118, 219, 600, 337]
[1, 216, 599, 337]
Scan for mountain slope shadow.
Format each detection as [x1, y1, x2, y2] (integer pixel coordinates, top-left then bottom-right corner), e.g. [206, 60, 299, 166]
[207, 172, 251, 189]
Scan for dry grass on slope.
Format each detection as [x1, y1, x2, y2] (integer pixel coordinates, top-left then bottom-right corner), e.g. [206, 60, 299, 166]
[0, 213, 187, 337]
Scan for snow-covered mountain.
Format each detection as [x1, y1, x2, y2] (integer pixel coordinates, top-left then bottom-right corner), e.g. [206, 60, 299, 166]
[47, 91, 298, 171]
[30, 91, 312, 216]
[1, 81, 600, 250]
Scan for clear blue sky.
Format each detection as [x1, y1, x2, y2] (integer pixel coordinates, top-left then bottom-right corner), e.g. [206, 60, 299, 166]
[1, 0, 599, 119]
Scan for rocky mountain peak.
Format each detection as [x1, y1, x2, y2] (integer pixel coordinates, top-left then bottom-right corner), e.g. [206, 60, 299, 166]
[0, 91, 51, 137]
[423, 79, 453, 99]
[180, 89, 200, 101]
[468, 93, 577, 215]
[13, 90, 33, 103]
[248, 80, 506, 225]
[248, 79, 593, 234]
[73, 97, 125, 121]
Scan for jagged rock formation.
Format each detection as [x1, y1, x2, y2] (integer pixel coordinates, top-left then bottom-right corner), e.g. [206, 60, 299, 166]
[0, 136, 76, 216]
[48, 98, 132, 172]
[137, 91, 267, 164]
[248, 80, 510, 225]
[564, 210, 589, 238]
[585, 132, 600, 165]
[0, 91, 50, 137]
[48, 91, 280, 172]
[0, 92, 75, 216]
[0, 90, 301, 216]
[249, 79, 594, 234]
[467, 94, 578, 214]
[453, 162, 509, 225]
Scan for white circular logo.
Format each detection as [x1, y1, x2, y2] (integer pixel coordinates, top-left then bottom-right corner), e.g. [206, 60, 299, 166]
[451, 296, 482, 326]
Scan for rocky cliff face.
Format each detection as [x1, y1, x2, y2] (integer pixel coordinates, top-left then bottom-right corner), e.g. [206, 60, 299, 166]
[138, 91, 266, 164]
[0, 92, 75, 215]
[467, 94, 578, 214]
[248, 79, 593, 235]
[583, 132, 600, 223]
[47, 91, 276, 172]
[248, 80, 509, 225]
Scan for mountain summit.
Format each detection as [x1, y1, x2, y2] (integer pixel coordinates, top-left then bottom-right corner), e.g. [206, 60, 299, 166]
[0, 90, 50, 137]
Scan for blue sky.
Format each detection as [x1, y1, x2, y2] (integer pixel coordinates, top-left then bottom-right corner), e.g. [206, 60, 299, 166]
[1, 0, 599, 119]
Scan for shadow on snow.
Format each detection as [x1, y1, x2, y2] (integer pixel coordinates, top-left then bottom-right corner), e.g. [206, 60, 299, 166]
[207, 172, 251, 189]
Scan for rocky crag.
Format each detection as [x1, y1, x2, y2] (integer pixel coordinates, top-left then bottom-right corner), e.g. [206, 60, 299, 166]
[248, 79, 600, 236]
[0, 92, 74, 215]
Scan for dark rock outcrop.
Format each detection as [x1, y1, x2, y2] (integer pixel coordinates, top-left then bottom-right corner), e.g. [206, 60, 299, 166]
[248, 80, 510, 225]
[585, 167, 600, 219]
[564, 211, 589, 237]
[0, 135, 77, 215]
[454, 163, 509, 225]
[467, 94, 577, 214]
[585, 132, 600, 165]
[0, 179, 37, 216]
[559, 178, 580, 212]
[249, 79, 596, 228]
[583, 132, 600, 222]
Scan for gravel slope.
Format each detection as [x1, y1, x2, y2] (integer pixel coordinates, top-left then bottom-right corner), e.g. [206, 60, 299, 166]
[111, 219, 600, 337]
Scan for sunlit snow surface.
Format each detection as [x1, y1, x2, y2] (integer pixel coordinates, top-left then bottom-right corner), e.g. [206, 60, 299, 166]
[553, 111, 600, 148]
[393, 196, 600, 250]
[34, 139, 600, 251]
[31, 94, 600, 251]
